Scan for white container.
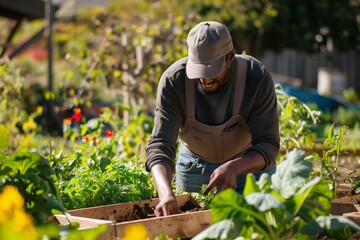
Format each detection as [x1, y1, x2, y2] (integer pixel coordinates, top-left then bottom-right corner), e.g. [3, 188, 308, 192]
[317, 67, 347, 95]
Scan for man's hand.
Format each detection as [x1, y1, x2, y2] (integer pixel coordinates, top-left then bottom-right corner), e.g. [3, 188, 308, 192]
[203, 161, 237, 195]
[151, 163, 182, 216]
[154, 195, 181, 217]
[202, 151, 267, 196]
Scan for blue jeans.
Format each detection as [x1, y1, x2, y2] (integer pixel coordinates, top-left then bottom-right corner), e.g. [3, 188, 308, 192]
[175, 145, 276, 194]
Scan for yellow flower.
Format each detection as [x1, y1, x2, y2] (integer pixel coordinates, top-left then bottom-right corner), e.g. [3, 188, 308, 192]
[0, 185, 24, 214]
[22, 118, 37, 132]
[0, 186, 37, 240]
[120, 223, 151, 240]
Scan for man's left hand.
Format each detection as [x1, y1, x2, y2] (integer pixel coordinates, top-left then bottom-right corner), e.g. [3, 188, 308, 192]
[202, 161, 237, 195]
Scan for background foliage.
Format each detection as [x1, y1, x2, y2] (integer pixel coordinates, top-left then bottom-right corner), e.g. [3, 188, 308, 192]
[0, 0, 359, 238]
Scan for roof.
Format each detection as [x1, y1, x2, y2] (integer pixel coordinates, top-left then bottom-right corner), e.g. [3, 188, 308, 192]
[0, 0, 62, 21]
[0, 0, 112, 21]
[0, 0, 112, 59]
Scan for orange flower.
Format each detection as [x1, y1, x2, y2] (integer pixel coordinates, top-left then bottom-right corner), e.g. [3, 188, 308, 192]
[105, 130, 115, 138]
[63, 118, 72, 125]
[84, 134, 98, 142]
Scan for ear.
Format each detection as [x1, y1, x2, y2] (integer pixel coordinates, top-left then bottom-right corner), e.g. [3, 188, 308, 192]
[228, 49, 236, 62]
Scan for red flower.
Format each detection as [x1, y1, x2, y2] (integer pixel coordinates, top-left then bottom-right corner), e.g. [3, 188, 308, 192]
[105, 130, 115, 138]
[72, 108, 82, 123]
[84, 135, 91, 141]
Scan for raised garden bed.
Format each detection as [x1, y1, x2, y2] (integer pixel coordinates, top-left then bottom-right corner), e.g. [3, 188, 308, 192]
[331, 188, 360, 227]
[54, 194, 211, 239]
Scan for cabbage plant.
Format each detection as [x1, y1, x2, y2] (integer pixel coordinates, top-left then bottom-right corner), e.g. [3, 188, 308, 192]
[193, 149, 360, 240]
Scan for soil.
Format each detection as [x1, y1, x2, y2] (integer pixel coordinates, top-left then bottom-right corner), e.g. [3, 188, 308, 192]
[112, 200, 203, 223]
[313, 231, 360, 239]
[179, 200, 203, 213]
[349, 231, 360, 240]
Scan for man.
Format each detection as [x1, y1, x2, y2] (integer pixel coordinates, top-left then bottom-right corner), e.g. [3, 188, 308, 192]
[145, 21, 279, 216]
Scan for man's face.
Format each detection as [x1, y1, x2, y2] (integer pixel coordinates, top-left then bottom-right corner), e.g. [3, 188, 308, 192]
[198, 56, 232, 93]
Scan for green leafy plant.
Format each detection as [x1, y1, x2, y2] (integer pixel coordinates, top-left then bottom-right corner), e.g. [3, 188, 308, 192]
[333, 106, 360, 128]
[192, 184, 217, 210]
[0, 151, 66, 225]
[320, 124, 347, 197]
[57, 161, 153, 210]
[193, 149, 360, 240]
[118, 106, 154, 162]
[56, 104, 155, 209]
[351, 177, 360, 194]
[276, 84, 320, 155]
[311, 124, 360, 198]
[342, 87, 359, 103]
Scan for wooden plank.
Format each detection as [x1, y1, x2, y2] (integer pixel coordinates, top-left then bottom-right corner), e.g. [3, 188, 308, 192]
[56, 194, 211, 239]
[336, 183, 353, 198]
[343, 212, 360, 227]
[114, 210, 212, 239]
[54, 215, 115, 240]
[54, 215, 113, 229]
[332, 193, 360, 204]
[331, 203, 360, 215]
[67, 194, 193, 221]
[331, 193, 360, 215]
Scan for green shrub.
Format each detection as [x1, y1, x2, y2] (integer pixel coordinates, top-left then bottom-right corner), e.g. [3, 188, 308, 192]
[333, 106, 360, 128]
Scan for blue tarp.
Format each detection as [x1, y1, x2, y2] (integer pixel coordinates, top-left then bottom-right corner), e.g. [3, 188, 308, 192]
[276, 82, 360, 113]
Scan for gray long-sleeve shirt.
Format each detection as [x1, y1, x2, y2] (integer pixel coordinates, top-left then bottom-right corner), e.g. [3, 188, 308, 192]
[145, 54, 279, 172]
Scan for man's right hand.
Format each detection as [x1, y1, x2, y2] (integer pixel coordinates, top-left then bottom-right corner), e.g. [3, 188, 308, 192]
[154, 195, 181, 216]
[151, 163, 181, 216]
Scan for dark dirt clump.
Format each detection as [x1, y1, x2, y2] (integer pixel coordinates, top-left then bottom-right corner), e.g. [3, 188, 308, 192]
[180, 200, 203, 212]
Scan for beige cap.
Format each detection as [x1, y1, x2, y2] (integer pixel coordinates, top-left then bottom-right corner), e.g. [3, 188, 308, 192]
[186, 21, 233, 79]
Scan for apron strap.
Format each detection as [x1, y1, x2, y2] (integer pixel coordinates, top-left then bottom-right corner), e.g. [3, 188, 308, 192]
[184, 72, 196, 120]
[232, 56, 248, 115]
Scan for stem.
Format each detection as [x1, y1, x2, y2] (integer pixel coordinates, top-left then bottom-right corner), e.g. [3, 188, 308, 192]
[334, 153, 339, 198]
[302, 101, 318, 124]
[233, 205, 277, 239]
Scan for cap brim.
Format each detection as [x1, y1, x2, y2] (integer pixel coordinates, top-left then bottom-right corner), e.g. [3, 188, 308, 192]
[186, 56, 225, 79]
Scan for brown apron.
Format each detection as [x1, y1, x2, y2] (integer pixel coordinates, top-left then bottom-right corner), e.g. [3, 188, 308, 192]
[179, 56, 252, 163]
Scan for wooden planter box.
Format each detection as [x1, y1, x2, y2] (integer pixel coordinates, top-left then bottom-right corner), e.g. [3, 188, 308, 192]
[54, 194, 211, 240]
[331, 192, 360, 215]
[344, 212, 360, 226]
[331, 191, 360, 227]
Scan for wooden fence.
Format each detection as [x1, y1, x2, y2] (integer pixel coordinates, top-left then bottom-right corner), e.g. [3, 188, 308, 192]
[260, 49, 360, 94]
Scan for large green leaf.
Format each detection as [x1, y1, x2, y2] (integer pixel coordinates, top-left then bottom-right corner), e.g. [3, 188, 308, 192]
[271, 149, 312, 198]
[192, 219, 243, 240]
[0, 151, 66, 225]
[211, 189, 259, 223]
[243, 173, 261, 196]
[301, 216, 360, 238]
[257, 173, 272, 191]
[10, 152, 42, 174]
[296, 178, 333, 221]
[245, 192, 285, 212]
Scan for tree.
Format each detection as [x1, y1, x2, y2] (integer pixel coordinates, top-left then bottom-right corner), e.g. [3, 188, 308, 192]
[264, 0, 359, 54]
[182, 0, 359, 57]
[55, 0, 195, 120]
